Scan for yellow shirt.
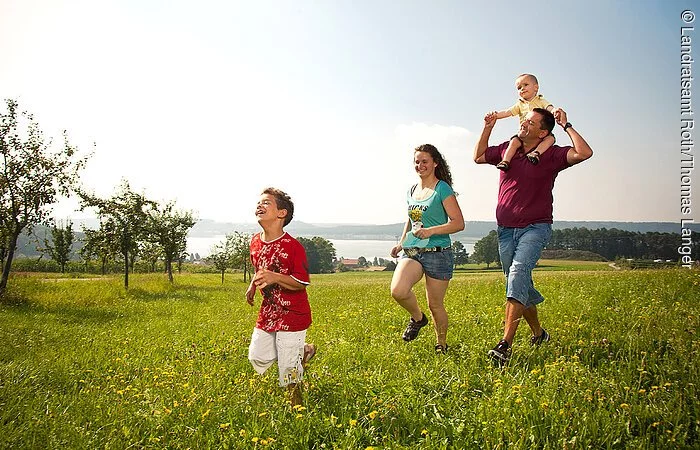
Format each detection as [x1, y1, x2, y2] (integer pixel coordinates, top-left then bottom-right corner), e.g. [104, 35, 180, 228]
[509, 94, 553, 123]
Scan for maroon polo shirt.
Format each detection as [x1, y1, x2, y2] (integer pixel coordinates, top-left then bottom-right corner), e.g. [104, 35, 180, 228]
[485, 142, 572, 228]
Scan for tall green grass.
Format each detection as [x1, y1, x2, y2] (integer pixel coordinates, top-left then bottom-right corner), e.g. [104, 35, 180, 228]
[0, 269, 698, 449]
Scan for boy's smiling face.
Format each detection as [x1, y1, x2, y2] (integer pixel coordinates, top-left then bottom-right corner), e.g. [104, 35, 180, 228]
[255, 193, 286, 224]
[515, 75, 539, 101]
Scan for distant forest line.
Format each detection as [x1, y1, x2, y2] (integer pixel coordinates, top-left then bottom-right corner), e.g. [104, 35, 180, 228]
[13, 221, 700, 262]
[191, 219, 700, 240]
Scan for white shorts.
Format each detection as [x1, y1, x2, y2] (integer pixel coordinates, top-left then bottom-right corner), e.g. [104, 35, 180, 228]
[248, 328, 306, 387]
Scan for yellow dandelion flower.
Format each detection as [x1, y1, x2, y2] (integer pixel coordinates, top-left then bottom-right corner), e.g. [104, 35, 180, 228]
[514, 398, 523, 404]
[261, 439, 268, 445]
[368, 410, 378, 420]
[639, 389, 647, 394]
[349, 419, 358, 427]
[219, 423, 230, 431]
[252, 437, 259, 443]
[421, 429, 429, 437]
[239, 429, 247, 437]
[620, 403, 630, 409]
[296, 414, 304, 419]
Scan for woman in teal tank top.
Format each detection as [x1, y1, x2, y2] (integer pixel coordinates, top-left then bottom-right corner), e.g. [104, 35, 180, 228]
[390, 144, 465, 353]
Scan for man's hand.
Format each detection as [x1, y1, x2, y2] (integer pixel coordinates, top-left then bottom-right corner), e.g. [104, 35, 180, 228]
[474, 112, 497, 164]
[484, 111, 498, 128]
[554, 108, 568, 127]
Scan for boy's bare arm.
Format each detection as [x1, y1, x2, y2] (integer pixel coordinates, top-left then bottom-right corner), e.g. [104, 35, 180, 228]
[254, 269, 306, 291]
[495, 109, 513, 119]
[245, 279, 256, 305]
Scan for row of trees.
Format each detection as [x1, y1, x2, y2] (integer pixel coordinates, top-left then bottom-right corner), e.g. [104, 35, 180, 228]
[468, 227, 700, 266]
[78, 181, 196, 286]
[1, 99, 197, 295]
[548, 227, 699, 261]
[206, 234, 341, 283]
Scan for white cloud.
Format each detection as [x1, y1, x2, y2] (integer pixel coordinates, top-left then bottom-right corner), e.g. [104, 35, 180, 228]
[394, 122, 472, 153]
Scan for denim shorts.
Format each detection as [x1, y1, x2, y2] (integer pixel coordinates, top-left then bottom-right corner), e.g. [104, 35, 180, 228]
[402, 248, 454, 280]
[497, 223, 552, 307]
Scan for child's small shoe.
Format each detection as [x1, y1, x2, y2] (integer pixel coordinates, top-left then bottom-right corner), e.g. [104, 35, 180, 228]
[527, 151, 540, 165]
[496, 160, 510, 171]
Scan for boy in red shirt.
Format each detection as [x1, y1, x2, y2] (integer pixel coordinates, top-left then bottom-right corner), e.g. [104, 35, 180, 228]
[246, 187, 315, 406]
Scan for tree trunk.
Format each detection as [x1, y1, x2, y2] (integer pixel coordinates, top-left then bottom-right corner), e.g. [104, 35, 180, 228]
[0, 231, 19, 296]
[221, 269, 225, 284]
[166, 259, 173, 283]
[123, 251, 129, 289]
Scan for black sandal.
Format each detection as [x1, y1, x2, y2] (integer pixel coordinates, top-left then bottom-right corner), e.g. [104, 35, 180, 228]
[527, 151, 540, 165]
[496, 160, 510, 171]
[435, 344, 449, 354]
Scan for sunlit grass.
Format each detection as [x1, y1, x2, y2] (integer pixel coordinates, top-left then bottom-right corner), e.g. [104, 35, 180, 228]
[1, 268, 698, 448]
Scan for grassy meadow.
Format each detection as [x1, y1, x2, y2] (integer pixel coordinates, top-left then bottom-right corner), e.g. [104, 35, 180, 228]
[0, 266, 698, 449]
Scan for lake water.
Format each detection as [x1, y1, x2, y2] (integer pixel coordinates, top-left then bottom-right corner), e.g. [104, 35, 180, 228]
[187, 236, 477, 260]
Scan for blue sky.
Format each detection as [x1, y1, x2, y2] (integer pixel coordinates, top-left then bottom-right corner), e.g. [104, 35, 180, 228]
[0, 0, 695, 224]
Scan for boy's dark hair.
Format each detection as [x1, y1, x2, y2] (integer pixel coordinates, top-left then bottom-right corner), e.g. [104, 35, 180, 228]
[532, 108, 555, 133]
[262, 187, 294, 226]
[414, 144, 454, 187]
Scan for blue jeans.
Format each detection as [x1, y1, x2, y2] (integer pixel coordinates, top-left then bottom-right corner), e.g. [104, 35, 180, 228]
[497, 223, 552, 308]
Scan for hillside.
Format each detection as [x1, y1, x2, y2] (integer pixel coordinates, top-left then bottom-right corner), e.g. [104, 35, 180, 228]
[192, 219, 700, 240]
[10, 220, 699, 259]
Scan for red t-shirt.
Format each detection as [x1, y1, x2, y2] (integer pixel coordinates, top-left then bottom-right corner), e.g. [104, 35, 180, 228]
[249, 232, 311, 332]
[485, 142, 571, 228]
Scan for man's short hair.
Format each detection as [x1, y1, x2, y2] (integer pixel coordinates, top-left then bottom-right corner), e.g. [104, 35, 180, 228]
[532, 107, 555, 133]
[262, 187, 294, 226]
